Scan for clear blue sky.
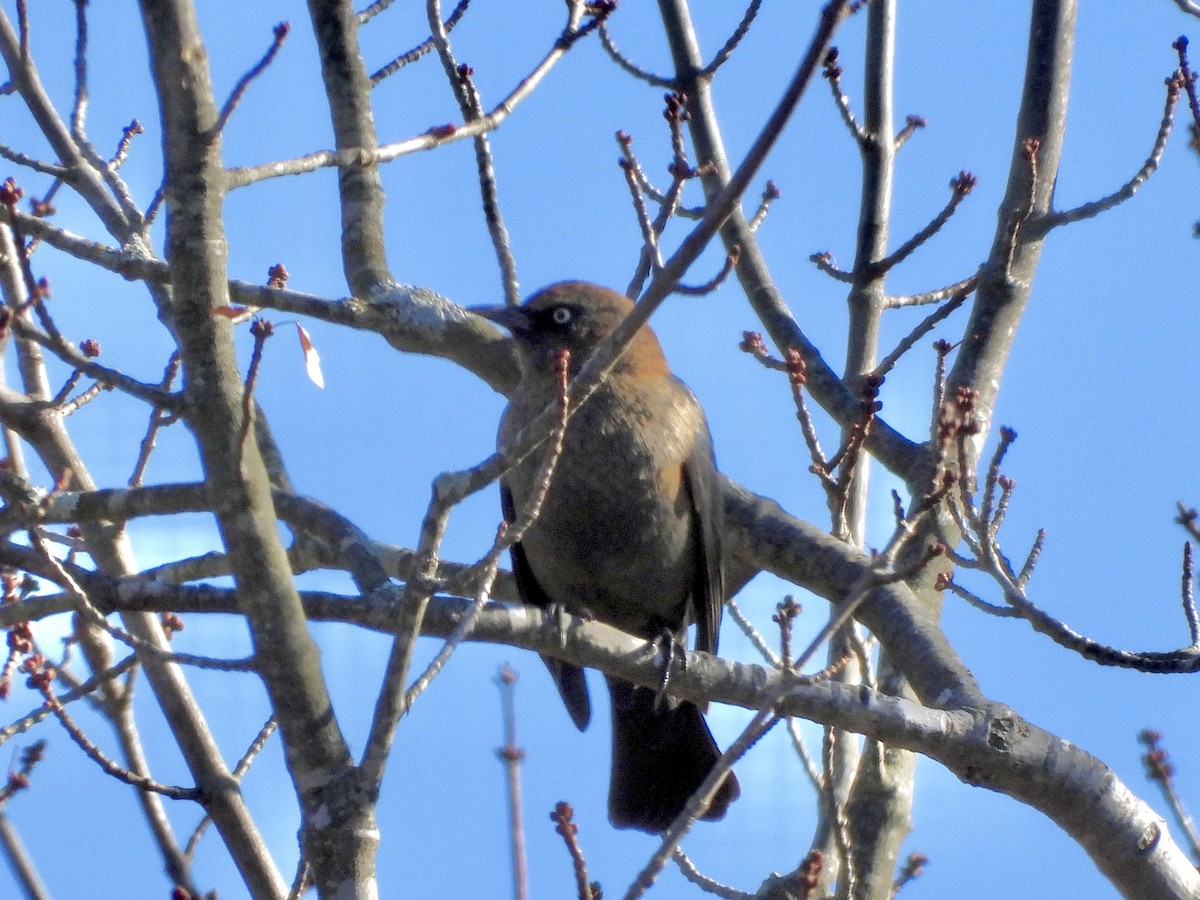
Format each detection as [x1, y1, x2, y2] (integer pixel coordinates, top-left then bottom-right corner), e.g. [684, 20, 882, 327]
[1, 2, 1197, 898]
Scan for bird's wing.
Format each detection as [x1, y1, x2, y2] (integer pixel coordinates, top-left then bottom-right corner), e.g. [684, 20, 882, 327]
[500, 482, 592, 731]
[681, 412, 725, 657]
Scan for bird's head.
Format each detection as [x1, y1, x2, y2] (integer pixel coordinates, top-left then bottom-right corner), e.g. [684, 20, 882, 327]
[473, 281, 667, 378]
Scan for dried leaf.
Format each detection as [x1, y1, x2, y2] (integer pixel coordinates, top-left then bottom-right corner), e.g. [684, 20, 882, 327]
[296, 323, 325, 389]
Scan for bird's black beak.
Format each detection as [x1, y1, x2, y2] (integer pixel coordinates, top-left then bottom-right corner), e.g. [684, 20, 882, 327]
[471, 304, 532, 336]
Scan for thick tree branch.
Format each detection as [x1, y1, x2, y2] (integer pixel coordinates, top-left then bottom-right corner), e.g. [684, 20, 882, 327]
[655, 0, 922, 482]
[140, 0, 358, 895]
[944, 0, 1076, 451]
[13, 577, 1197, 900]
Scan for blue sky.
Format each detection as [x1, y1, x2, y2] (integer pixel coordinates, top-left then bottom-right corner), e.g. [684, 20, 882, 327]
[1, 2, 1198, 898]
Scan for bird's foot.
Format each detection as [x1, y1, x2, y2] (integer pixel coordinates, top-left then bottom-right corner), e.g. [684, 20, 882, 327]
[544, 603, 593, 648]
[649, 628, 685, 710]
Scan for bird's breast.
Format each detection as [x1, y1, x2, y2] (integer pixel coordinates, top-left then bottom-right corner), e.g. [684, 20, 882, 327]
[500, 375, 703, 637]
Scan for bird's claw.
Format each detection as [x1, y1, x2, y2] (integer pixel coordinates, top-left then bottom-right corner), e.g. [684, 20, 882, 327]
[545, 602, 593, 649]
[650, 628, 685, 710]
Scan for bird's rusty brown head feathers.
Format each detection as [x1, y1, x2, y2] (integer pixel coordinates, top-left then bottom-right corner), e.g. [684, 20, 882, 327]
[474, 281, 668, 378]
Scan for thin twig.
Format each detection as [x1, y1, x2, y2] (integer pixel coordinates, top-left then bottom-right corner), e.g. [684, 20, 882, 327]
[893, 114, 926, 151]
[823, 48, 867, 144]
[229, 5, 614, 189]
[238, 319, 273, 457]
[726, 596, 780, 667]
[552, 802, 597, 900]
[869, 172, 977, 276]
[211, 23, 290, 139]
[598, 21, 673, 88]
[496, 666, 528, 900]
[674, 244, 739, 295]
[891, 852, 930, 896]
[821, 725, 854, 895]
[452, 62, 520, 304]
[369, 0, 472, 82]
[25, 656, 197, 799]
[0, 145, 67, 179]
[872, 289, 969, 379]
[400, 350, 571, 710]
[885, 272, 979, 309]
[0, 653, 138, 747]
[1015, 528, 1046, 588]
[939, 577, 1019, 617]
[0, 812, 48, 900]
[109, 119, 144, 168]
[810, 251, 855, 283]
[287, 859, 312, 900]
[672, 848, 753, 900]
[357, 0, 398, 24]
[57, 379, 105, 415]
[786, 717, 825, 792]
[1182, 544, 1199, 647]
[1036, 71, 1181, 232]
[184, 716, 277, 860]
[15, 0, 28, 58]
[702, 0, 764, 77]
[619, 133, 664, 296]
[1174, 38, 1200, 138]
[748, 180, 780, 233]
[128, 353, 182, 488]
[1139, 730, 1200, 864]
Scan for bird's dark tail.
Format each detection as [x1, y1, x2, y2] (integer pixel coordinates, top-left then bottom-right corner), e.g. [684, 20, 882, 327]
[606, 676, 740, 833]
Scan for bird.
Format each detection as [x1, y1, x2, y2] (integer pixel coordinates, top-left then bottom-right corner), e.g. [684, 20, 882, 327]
[474, 281, 740, 833]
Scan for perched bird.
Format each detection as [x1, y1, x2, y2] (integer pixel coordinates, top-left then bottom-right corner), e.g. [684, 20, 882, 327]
[475, 281, 739, 833]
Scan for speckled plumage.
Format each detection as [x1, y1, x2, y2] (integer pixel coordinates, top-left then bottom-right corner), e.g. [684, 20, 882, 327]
[477, 282, 739, 833]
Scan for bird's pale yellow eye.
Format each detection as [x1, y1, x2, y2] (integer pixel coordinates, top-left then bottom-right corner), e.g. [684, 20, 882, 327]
[552, 307, 573, 325]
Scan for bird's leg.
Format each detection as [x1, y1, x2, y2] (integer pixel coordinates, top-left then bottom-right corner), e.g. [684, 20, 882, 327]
[649, 627, 686, 710]
[544, 602, 595, 649]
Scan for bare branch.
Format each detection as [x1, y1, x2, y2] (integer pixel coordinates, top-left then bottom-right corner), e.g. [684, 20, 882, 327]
[884, 272, 978, 309]
[447, 59, 520, 305]
[395, 349, 571, 721]
[941, 420, 1200, 672]
[1036, 71, 1181, 232]
[184, 716, 278, 862]
[230, 5, 611, 191]
[726, 596, 781, 667]
[1182, 543, 1199, 647]
[551, 802, 597, 900]
[211, 23, 290, 139]
[823, 48, 868, 144]
[0, 145, 68, 178]
[674, 244, 739, 295]
[369, 0, 471, 79]
[702, 0, 765, 77]
[869, 172, 977, 276]
[748, 180, 780, 233]
[0, 812, 49, 900]
[894, 113, 926, 150]
[1177, 502, 1200, 543]
[672, 848, 753, 900]
[872, 289, 969, 380]
[19, 654, 196, 799]
[810, 251, 855, 283]
[1139, 730, 1200, 865]
[598, 21, 673, 88]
